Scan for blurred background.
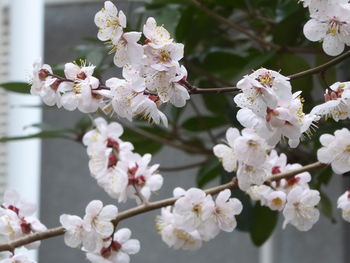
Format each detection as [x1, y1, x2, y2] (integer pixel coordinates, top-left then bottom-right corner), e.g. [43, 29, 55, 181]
[0, 0, 349, 262]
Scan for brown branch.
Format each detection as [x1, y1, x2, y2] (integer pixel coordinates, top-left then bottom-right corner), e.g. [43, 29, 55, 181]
[0, 161, 327, 252]
[288, 50, 350, 80]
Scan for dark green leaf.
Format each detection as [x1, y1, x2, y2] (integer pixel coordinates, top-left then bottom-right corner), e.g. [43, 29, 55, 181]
[0, 82, 30, 94]
[250, 203, 278, 246]
[182, 116, 225, 131]
[196, 158, 220, 188]
[231, 188, 254, 232]
[0, 130, 72, 142]
[319, 190, 336, 222]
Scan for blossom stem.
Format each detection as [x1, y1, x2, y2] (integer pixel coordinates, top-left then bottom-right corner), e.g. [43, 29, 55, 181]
[0, 161, 327, 252]
[288, 50, 350, 80]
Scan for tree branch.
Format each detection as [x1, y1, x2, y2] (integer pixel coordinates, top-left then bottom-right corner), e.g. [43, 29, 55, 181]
[0, 161, 327, 252]
[288, 50, 350, 80]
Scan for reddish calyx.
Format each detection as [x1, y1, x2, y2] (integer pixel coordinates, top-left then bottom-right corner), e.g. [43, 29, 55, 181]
[108, 153, 118, 168]
[287, 176, 300, 187]
[77, 72, 87, 80]
[266, 108, 279, 122]
[272, 166, 281, 175]
[100, 241, 122, 258]
[8, 205, 19, 215]
[128, 165, 145, 186]
[38, 69, 50, 80]
[20, 219, 31, 234]
[50, 79, 62, 90]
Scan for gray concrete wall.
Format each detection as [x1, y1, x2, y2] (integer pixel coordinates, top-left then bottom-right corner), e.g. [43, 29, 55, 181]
[39, 2, 347, 263]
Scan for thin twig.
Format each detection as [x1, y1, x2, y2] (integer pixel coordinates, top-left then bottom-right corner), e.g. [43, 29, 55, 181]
[288, 50, 350, 80]
[0, 161, 327, 252]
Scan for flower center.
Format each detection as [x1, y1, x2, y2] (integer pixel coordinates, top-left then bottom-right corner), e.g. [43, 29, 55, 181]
[159, 50, 170, 63]
[192, 204, 202, 215]
[256, 72, 274, 88]
[272, 198, 282, 207]
[328, 18, 346, 35]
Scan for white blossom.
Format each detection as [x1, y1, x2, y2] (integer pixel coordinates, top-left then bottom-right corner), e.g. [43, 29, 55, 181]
[60, 214, 85, 248]
[283, 186, 320, 231]
[94, 1, 126, 43]
[303, 3, 350, 56]
[213, 127, 240, 172]
[173, 188, 214, 231]
[317, 128, 350, 174]
[143, 17, 173, 49]
[83, 200, 118, 238]
[156, 207, 202, 251]
[337, 191, 350, 222]
[311, 81, 350, 121]
[112, 32, 144, 67]
[234, 68, 292, 117]
[0, 254, 36, 263]
[211, 189, 242, 232]
[86, 228, 140, 263]
[59, 63, 101, 113]
[29, 59, 61, 107]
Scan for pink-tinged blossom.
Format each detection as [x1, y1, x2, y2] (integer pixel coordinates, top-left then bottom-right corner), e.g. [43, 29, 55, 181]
[86, 228, 140, 263]
[94, 1, 126, 43]
[234, 68, 292, 118]
[59, 62, 101, 113]
[156, 207, 202, 251]
[303, 3, 350, 56]
[317, 128, 350, 174]
[83, 200, 118, 238]
[283, 187, 320, 231]
[143, 17, 173, 49]
[311, 81, 350, 121]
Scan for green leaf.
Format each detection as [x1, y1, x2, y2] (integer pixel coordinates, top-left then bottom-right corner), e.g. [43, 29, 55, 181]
[231, 188, 254, 232]
[182, 116, 225, 131]
[319, 190, 335, 222]
[0, 82, 30, 94]
[122, 127, 163, 155]
[196, 158, 220, 188]
[250, 203, 278, 246]
[75, 116, 93, 133]
[0, 130, 72, 142]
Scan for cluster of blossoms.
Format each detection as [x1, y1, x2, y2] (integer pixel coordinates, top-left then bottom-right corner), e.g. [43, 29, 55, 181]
[0, 190, 46, 263]
[302, 0, 350, 56]
[311, 81, 350, 121]
[60, 200, 140, 263]
[214, 127, 321, 231]
[233, 68, 318, 148]
[83, 117, 163, 203]
[30, 1, 191, 127]
[156, 188, 242, 250]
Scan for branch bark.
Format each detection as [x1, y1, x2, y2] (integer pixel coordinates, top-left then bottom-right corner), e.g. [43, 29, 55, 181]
[0, 161, 328, 252]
